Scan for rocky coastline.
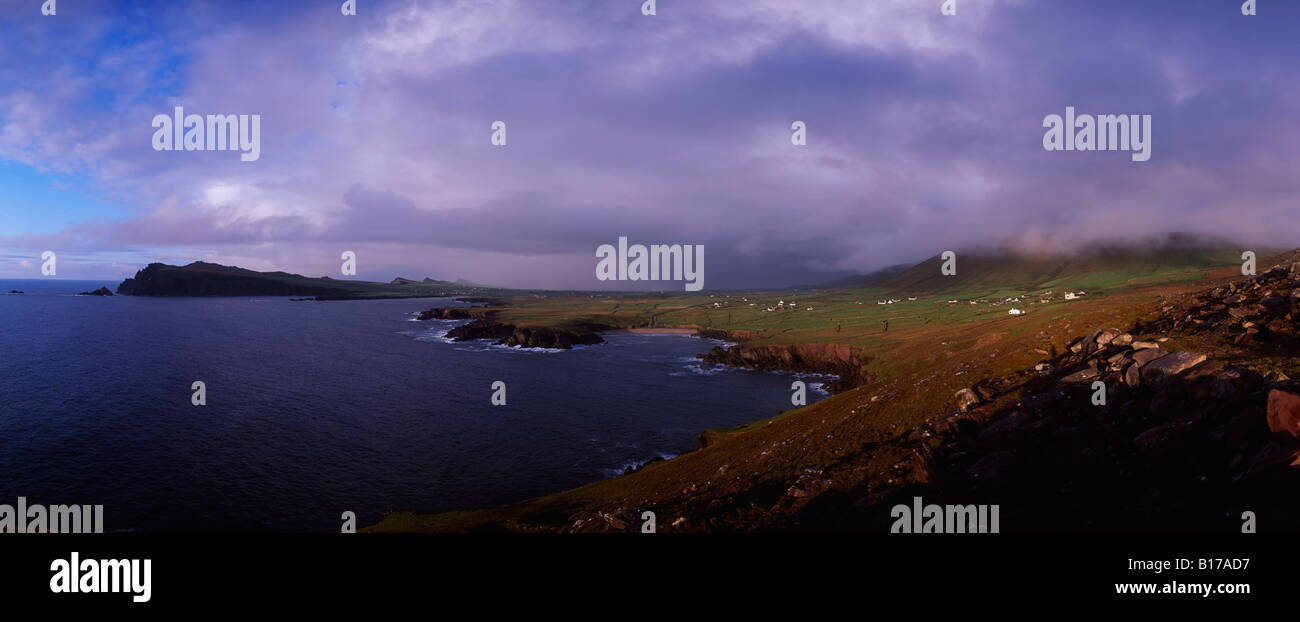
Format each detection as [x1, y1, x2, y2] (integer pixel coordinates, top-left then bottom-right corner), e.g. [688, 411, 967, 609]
[417, 307, 608, 349]
[698, 342, 869, 393]
[416, 305, 869, 386]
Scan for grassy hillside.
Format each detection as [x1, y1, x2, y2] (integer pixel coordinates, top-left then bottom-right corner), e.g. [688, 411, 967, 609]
[872, 247, 1242, 299]
[368, 245, 1283, 532]
[480, 247, 1248, 348]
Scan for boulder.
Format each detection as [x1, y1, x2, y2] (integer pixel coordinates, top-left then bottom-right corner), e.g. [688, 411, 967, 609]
[1267, 389, 1300, 438]
[1140, 352, 1207, 384]
[955, 388, 980, 413]
[1261, 296, 1289, 310]
[1124, 363, 1142, 387]
[1095, 328, 1122, 346]
[1131, 348, 1168, 367]
[1061, 365, 1100, 383]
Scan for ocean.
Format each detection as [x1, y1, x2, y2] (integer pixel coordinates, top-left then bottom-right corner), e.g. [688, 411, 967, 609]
[0, 279, 827, 531]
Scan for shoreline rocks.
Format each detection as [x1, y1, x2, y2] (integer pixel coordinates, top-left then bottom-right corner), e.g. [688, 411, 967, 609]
[416, 307, 481, 321]
[699, 342, 869, 393]
[442, 318, 605, 349]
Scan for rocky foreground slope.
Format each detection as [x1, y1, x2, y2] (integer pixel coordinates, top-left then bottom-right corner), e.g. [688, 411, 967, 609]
[793, 261, 1300, 532]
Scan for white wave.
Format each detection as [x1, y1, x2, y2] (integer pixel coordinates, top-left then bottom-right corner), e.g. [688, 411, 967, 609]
[600, 452, 679, 478]
[702, 338, 738, 347]
[670, 362, 732, 377]
[486, 343, 567, 354]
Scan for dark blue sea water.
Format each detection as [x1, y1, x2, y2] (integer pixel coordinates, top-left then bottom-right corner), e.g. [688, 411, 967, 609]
[0, 279, 827, 532]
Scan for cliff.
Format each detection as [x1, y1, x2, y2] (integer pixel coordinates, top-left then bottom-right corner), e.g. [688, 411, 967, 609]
[118, 262, 354, 296]
[416, 307, 484, 320]
[699, 342, 870, 392]
[441, 318, 605, 349]
[115, 262, 471, 299]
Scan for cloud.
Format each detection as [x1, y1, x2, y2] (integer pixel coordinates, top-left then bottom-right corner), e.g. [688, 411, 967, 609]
[2, 0, 1299, 287]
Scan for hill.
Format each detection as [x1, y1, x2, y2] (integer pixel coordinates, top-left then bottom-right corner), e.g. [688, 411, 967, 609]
[870, 242, 1246, 300]
[366, 246, 1300, 532]
[115, 262, 487, 299]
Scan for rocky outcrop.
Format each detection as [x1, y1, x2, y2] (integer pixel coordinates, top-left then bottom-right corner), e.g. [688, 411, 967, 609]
[565, 508, 644, 533]
[416, 307, 483, 321]
[623, 455, 666, 475]
[1267, 389, 1300, 438]
[78, 286, 114, 296]
[444, 319, 604, 349]
[699, 343, 869, 392]
[445, 319, 516, 342]
[498, 326, 604, 349]
[695, 327, 764, 342]
[1131, 262, 1300, 343]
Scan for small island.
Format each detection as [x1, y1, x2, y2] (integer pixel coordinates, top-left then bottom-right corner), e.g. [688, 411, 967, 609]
[78, 287, 114, 296]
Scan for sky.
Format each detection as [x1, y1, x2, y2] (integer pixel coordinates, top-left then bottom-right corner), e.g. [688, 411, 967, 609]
[0, 0, 1298, 289]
